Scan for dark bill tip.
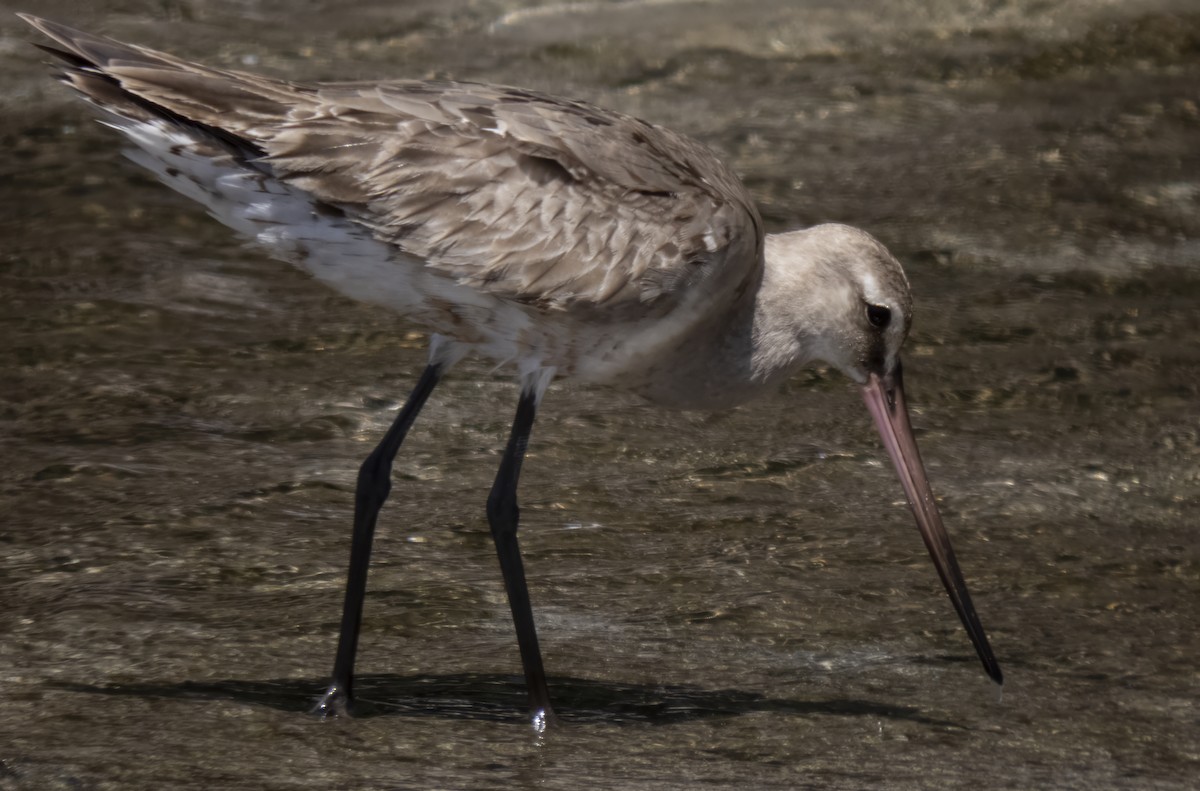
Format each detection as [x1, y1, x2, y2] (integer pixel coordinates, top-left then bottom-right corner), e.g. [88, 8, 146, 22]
[861, 366, 1003, 685]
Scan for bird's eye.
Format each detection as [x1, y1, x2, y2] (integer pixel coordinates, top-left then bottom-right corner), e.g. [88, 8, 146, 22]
[866, 304, 891, 329]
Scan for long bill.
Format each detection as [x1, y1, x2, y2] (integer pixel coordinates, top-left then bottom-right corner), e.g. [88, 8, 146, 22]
[861, 362, 1003, 684]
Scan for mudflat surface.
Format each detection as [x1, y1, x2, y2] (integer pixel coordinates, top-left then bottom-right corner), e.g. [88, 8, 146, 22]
[1, 1, 1197, 789]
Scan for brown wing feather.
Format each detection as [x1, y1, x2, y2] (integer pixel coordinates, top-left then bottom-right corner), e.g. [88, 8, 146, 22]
[23, 15, 764, 313]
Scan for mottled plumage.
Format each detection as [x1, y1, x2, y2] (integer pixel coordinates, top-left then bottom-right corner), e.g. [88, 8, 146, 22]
[27, 16, 785, 398]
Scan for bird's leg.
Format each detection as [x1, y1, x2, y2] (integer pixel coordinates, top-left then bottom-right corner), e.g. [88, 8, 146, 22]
[312, 361, 444, 718]
[488, 368, 557, 730]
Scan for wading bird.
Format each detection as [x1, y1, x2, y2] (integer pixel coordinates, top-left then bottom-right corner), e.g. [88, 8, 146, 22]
[24, 15, 1002, 730]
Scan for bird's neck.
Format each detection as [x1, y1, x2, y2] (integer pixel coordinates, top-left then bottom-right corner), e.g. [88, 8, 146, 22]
[747, 236, 832, 385]
[629, 240, 820, 411]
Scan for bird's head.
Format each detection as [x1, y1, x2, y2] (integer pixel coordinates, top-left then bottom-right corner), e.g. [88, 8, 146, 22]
[761, 223, 1003, 685]
[762, 223, 912, 387]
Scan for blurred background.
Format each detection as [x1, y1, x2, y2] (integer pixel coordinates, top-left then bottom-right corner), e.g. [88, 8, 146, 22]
[1, 1, 1197, 789]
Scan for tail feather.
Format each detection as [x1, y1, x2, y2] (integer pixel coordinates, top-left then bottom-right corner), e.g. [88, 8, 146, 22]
[20, 14, 294, 156]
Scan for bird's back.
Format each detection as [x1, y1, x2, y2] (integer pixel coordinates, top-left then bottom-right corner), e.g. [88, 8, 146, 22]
[25, 16, 765, 383]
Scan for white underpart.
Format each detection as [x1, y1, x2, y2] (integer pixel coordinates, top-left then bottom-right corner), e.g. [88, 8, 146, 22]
[518, 360, 557, 405]
[427, 332, 468, 369]
[106, 115, 550, 371]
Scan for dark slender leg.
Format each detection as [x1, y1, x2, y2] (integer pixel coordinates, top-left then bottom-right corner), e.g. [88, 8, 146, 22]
[488, 387, 557, 729]
[312, 362, 443, 717]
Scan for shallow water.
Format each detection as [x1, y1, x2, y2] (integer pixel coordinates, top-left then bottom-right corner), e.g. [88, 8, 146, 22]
[1, 1, 1198, 789]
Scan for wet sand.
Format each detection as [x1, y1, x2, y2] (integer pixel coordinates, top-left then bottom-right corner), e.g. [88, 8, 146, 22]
[1, 2, 1197, 789]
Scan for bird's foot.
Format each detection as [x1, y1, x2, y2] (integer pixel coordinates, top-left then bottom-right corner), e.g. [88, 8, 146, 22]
[311, 684, 354, 718]
[530, 705, 559, 732]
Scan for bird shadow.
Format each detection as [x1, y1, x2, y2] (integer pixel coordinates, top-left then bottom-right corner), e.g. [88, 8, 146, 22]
[45, 673, 961, 728]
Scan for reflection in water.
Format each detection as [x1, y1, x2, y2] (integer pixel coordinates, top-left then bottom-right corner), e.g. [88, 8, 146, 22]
[51, 674, 955, 727]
